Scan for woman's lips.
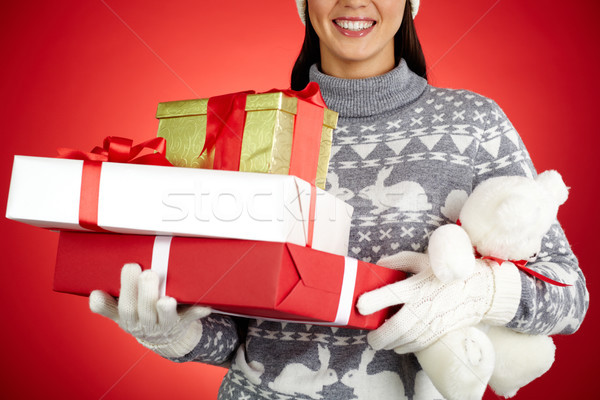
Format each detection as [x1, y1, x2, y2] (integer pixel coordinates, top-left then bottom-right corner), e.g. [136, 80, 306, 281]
[333, 18, 376, 37]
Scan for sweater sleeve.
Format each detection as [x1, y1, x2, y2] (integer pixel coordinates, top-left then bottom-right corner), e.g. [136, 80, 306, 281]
[472, 99, 589, 335]
[168, 314, 243, 367]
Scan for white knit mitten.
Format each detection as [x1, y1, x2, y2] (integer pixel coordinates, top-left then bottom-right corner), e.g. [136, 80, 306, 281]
[357, 259, 521, 354]
[89, 263, 211, 358]
[375, 250, 431, 274]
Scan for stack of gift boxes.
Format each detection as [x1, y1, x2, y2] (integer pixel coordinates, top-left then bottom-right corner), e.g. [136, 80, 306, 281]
[6, 84, 404, 329]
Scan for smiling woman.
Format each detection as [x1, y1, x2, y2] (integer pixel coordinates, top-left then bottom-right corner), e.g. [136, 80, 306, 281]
[84, 0, 588, 399]
[307, 0, 405, 78]
[1, 0, 597, 399]
[292, 0, 426, 89]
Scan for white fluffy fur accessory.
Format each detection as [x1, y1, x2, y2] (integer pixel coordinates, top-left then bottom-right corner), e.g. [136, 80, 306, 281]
[295, 0, 420, 24]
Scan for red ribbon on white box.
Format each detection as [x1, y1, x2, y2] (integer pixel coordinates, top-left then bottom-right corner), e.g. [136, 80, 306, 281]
[149, 235, 358, 326]
[58, 136, 172, 232]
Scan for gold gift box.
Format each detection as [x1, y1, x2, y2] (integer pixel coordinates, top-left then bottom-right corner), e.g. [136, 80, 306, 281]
[156, 92, 338, 190]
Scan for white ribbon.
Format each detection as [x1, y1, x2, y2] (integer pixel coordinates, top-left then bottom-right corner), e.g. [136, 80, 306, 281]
[151, 235, 173, 297]
[148, 236, 358, 326]
[333, 257, 358, 325]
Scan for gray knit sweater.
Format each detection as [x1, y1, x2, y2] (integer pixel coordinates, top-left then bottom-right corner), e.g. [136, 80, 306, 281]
[172, 61, 588, 400]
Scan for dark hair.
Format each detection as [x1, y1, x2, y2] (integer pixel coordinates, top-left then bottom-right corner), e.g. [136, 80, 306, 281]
[291, 3, 427, 90]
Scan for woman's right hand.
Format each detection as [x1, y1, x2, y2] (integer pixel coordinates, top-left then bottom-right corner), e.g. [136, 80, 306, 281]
[89, 263, 211, 358]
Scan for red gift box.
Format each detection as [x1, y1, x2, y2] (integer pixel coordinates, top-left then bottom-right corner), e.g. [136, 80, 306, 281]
[54, 231, 404, 330]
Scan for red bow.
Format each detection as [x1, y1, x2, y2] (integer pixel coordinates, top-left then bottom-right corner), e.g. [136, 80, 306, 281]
[58, 136, 172, 166]
[201, 82, 326, 184]
[58, 136, 173, 232]
[456, 220, 570, 287]
[475, 246, 570, 287]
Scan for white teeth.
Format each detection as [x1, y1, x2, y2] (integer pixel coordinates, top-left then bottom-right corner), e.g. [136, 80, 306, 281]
[335, 20, 375, 31]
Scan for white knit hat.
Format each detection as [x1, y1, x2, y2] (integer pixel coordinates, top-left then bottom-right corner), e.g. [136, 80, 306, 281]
[295, 0, 420, 24]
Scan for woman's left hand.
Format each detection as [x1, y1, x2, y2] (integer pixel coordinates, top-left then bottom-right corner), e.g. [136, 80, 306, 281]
[357, 259, 502, 354]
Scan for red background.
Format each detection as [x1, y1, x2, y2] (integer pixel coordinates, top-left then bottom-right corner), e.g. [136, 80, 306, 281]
[1, 0, 598, 398]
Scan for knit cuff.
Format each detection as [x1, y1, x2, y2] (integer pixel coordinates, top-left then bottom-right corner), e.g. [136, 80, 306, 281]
[484, 262, 522, 326]
[138, 321, 203, 359]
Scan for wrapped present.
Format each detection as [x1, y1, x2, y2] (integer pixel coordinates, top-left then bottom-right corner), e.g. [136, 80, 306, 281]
[6, 150, 353, 255]
[54, 232, 405, 330]
[156, 83, 337, 189]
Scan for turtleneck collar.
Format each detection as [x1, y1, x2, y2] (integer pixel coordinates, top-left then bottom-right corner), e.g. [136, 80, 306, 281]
[309, 60, 428, 118]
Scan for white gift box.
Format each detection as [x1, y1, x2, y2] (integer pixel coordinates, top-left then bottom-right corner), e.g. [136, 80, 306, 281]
[6, 156, 353, 256]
